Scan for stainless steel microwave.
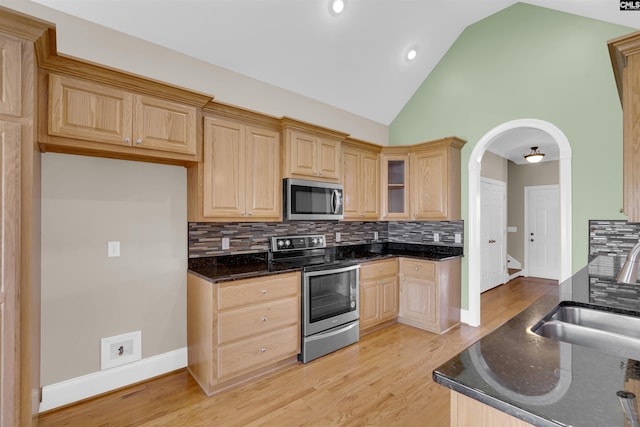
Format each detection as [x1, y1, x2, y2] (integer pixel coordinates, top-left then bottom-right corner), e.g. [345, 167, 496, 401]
[284, 178, 344, 220]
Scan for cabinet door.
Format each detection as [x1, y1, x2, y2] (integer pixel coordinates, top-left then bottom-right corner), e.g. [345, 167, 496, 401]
[288, 130, 317, 177]
[360, 280, 380, 330]
[133, 95, 197, 155]
[0, 35, 21, 116]
[361, 150, 380, 219]
[623, 53, 640, 221]
[380, 277, 399, 321]
[0, 121, 20, 427]
[202, 118, 245, 217]
[381, 154, 410, 220]
[342, 147, 361, 219]
[245, 126, 281, 220]
[317, 137, 340, 180]
[412, 149, 448, 220]
[48, 74, 133, 146]
[399, 276, 437, 328]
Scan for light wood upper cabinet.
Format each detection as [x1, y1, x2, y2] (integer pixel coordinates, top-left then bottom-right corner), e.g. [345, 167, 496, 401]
[190, 116, 281, 222]
[133, 94, 197, 155]
[0, 35, 21, 117]
[281, 118, 347, 182]
[410, 138, 464, 221]
[398, 257, 461, 334]
[342, 141, 381, 220]
[609, 31, 640, 222]
[380, 153, 411, 220]
[46, 73, 199, 162]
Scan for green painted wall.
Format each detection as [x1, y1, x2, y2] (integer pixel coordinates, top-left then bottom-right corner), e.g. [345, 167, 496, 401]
[389, 3, 636, 309]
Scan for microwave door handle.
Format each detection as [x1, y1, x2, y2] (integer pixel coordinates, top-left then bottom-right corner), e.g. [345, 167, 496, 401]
[332, 190, 341, 214]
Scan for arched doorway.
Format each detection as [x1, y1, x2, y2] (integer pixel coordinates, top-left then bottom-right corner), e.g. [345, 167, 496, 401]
[466, 119, 572, 326]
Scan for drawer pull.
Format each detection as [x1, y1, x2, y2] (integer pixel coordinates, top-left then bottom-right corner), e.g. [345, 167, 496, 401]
[261, 289, 267, 294]
[260, 347, 267, 353]
[415, 266, 419, 271]
[261, 316, 268, 322]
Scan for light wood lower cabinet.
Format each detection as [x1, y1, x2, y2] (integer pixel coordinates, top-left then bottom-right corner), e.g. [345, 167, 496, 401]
[359, 259, 399, 333]
[398, 257, 461, 334]
[450, 391, 534, 427]
[187, 272, 300, 395]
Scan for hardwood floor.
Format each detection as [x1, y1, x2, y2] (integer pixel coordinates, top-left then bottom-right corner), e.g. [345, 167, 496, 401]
[38, 276, 557, 427]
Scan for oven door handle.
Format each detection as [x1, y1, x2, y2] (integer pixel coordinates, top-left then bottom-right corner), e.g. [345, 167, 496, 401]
[305, 321, 359, 342]
[304, 264, 360, 277]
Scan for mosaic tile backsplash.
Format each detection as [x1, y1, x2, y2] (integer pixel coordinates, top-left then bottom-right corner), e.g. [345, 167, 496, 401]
[188, 220, 464, 258]
[589, 220, 640, 261]
[588, 220, 640, 305]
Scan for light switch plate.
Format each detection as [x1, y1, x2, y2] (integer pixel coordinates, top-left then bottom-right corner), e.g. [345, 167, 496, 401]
[221, 237, 230, 250]
[107, 241, 120, 257]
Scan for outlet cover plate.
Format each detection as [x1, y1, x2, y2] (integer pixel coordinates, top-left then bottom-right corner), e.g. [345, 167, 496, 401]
[101, 330, 141, 370]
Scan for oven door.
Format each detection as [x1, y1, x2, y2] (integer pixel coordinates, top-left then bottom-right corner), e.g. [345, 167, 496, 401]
[303, 264, 359, 337]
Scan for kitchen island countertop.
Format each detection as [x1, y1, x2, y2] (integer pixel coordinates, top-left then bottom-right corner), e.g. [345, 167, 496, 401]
[433, 255, 640, 427]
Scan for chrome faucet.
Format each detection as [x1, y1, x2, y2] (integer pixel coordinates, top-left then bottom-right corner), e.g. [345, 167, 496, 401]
[617, 241, 640, 284]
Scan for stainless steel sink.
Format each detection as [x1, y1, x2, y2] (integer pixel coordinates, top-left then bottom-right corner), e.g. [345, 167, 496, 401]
[531, 303, 640, 360]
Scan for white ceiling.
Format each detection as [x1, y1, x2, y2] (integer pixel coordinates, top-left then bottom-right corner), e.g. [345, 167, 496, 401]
[29, 0, 639, 126]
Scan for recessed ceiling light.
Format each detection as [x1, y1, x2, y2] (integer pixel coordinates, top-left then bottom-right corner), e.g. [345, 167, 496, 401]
[330, 0, 345, 15]
[407, 48, 417, 61]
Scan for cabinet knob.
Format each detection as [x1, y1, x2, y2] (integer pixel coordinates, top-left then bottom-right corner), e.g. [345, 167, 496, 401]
[402, 277, 406, 281]
[123, 137, 131, 143]
[261, 316, 267, 322]
[260, 347, 267, 353]
[135, 138, 142, 145]
[415, 266, 419, 271]
[248, 212, 253, 216]
[261, 289, 267, 294]
[241, 212, 246, 216]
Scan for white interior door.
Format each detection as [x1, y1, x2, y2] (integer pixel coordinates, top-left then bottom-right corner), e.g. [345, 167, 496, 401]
[525, 185, 560, 280]
[480, 178, 507, 292]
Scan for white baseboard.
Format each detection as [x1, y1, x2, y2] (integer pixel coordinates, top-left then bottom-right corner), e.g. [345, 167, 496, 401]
[39, 347, 187, 413]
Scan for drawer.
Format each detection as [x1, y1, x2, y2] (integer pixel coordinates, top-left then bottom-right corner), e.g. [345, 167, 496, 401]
[218, 296, 299, 344]
[360, 259, 398, 281]
[218, 272, 299, 310]
[401, 259, 436, 279]
[218, 325, 299, 379]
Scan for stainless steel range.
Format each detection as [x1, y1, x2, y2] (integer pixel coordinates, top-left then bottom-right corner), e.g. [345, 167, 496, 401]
[270, 234, 360, 363]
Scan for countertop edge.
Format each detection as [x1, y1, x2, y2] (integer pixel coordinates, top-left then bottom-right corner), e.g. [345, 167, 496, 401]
[187, 267, 302, 284]
[433, 372, 563, 427]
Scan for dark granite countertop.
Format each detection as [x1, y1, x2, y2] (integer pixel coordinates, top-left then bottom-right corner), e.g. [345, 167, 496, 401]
[188, 241, 463, 284]
[433, 255, 640, 427]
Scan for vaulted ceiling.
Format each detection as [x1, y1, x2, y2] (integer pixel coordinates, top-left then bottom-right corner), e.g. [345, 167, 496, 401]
[31, 0, 638, 128]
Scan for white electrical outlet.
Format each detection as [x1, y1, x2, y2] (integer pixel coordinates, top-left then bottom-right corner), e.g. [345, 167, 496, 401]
[455, 233, 462, 244]
[373, 231, 379, 240]
[107, 241, 120, 257]
[433, 233, 440, 242]
[101, 331, 141, 370]
[221, 237, 230, 250]
[335, 232, 341, 243]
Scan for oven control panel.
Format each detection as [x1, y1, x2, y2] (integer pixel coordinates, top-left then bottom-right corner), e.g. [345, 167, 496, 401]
[271, 234, 326, 252]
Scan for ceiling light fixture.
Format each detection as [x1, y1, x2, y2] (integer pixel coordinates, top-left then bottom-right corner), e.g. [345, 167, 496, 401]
[330, 0, 345, 15]
[407, 48, 417, 61]
[524, 146, 545, 163]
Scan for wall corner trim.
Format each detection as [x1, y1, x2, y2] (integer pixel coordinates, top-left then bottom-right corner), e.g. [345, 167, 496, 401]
[39, 347, 187, 413]
[460, 309, 476, 327]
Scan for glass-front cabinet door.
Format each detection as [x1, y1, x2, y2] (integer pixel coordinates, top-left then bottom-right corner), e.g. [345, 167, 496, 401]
[381, 154, 410, 219]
